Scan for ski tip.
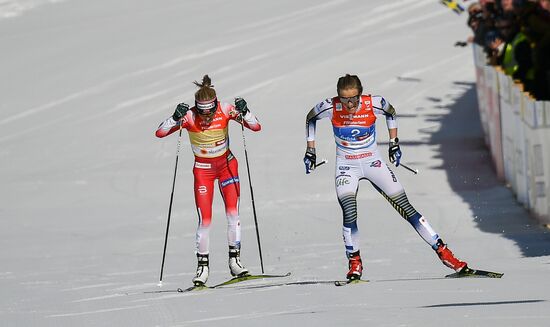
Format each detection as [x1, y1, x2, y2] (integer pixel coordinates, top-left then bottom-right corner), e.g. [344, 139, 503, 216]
[334, 279, 369, 286]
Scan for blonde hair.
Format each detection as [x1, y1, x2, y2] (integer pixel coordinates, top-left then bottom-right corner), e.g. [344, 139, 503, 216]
[193, 75, 217, 101]
[337, 74, 363, 95]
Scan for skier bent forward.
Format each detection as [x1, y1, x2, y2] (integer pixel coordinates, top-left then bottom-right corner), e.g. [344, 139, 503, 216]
[156, 75, 261, 285]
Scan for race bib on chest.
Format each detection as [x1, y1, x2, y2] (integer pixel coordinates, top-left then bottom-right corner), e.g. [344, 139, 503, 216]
[331, 95, 377, 149]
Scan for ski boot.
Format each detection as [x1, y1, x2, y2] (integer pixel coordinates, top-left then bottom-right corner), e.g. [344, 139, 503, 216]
[346, 250, 363, 281]
[435, 239, 467, 272]
[192, 253, 209, 286]
[228, 246, 249, 277]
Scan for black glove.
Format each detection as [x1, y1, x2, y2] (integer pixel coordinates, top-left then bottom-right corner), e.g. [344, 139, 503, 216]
[388, 138, 402, 167]
[234, 97, 249, 116]
[454, 41, 468, 47]
[172, 103, 189, 121]
[303, 147, 316, 174]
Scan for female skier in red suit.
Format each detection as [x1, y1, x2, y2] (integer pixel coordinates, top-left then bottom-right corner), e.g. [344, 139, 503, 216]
[156, 75, 261, 285]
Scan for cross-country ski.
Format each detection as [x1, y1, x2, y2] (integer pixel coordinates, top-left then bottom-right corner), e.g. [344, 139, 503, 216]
[445, 267, 504, 279]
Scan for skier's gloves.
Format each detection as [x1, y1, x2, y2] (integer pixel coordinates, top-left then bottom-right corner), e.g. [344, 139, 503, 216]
[303, 147, 316, 174]
[454, 41, 468, 47]
[173, 103, 190, 121]
[389, 138, 402, 167]
[234, 97, 249, 116]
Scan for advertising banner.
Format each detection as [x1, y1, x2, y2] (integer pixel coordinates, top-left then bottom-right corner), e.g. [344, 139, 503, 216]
[472, 50, 550, 221]
[484, 66, 504, 180]
[473, 45, 490, 145]
[499, 72, 516, 189]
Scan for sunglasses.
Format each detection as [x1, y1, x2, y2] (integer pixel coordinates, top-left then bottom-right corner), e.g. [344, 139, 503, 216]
[339, 95, 360, 104]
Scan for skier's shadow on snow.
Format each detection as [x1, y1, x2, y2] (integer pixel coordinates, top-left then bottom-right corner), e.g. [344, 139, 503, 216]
[420, 82, 550, 257]
[422, 299, 546, 308]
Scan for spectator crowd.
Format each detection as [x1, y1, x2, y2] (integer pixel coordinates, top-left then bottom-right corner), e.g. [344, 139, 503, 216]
[466, 0, 550, 100]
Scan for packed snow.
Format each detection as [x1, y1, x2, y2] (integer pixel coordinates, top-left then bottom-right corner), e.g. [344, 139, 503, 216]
[1, 0, 549, 326]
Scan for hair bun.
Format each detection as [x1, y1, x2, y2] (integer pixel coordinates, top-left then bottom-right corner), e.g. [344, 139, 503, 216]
[193, 74, 217, 101]
[193, 75, 214, 88]
[202, 75, 212, 87]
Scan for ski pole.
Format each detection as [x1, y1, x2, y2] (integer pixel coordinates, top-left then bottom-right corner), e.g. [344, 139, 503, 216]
[315, 159, 328, 168]
[240, 122, 265, 274]
[158, 125, 183, 286]
[400, 163, 418, 175]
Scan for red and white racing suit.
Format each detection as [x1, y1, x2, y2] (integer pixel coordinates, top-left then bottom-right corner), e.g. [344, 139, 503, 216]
[306, 95, 440, 257]
[156, 103, 261, 254]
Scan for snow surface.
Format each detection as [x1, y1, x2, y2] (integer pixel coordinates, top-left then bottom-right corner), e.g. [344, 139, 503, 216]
[1, 0, 550, 326]
[0, 0, 67, 19]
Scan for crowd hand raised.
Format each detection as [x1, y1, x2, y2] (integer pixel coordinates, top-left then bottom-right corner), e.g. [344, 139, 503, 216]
[303, 147, 316, 174]
[172, 103, 190, 121]
[234, 97, 250, 116]
[389, 138, 402, 167]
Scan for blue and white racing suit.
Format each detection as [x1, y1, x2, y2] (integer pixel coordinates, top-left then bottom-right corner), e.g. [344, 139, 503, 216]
[306, 95, 440, 257]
